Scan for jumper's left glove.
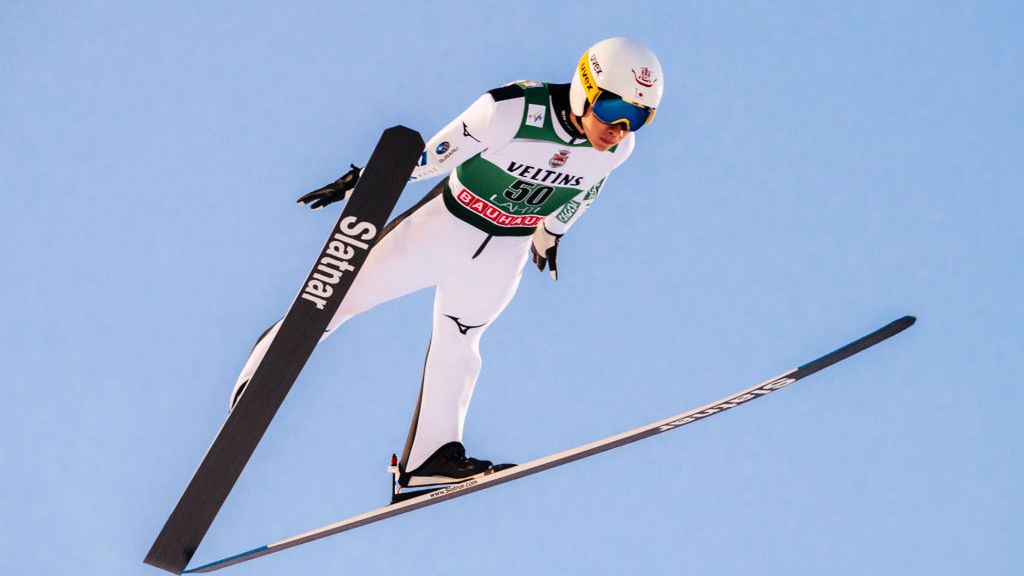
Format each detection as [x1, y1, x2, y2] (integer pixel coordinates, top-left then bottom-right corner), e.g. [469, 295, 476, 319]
[531, 225, 562, 281]
[296, 164, 361, 210]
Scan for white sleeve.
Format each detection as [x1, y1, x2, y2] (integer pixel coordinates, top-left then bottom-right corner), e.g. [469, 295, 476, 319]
[409, 92, 521, 181]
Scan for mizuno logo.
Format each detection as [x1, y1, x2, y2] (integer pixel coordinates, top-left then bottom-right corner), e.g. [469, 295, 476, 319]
[445, 315, 486, 335]
[462, 121, 480, 143]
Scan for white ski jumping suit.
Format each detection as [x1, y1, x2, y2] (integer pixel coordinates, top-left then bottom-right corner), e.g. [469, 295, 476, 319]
[233, 81, 636, 471]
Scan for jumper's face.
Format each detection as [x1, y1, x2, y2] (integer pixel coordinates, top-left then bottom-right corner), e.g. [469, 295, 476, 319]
[579, 109, 629, 152]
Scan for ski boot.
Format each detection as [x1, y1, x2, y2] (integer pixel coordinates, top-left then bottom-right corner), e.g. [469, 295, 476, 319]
[388, 442, 514, 504]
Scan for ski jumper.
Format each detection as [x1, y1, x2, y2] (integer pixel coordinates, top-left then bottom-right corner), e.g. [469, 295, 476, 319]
[233, 81, 635, 471]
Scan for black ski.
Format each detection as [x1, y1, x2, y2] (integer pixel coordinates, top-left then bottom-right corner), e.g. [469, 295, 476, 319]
[144, 126, 425, 574]
[181, 316, 915, 573]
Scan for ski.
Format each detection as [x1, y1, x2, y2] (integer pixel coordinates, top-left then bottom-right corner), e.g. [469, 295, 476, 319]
[182, 315, 916, 574]
[144, 126, 425, 575]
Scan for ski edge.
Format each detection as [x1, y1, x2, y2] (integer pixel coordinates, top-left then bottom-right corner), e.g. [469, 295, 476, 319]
[182, 315, 915, 573]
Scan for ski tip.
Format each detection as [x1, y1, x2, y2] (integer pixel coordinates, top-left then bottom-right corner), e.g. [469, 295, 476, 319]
[892, 315, 917, 332]
[795, 315, 917, 374]
[868, 315, 916, 343]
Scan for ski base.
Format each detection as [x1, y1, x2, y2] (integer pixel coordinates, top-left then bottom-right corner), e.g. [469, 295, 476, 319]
[182, 315, 915, 574]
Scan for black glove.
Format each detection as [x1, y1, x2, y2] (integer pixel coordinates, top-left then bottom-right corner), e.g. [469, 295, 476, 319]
[531, 225, 562, 281]
[296, 164, 362, 210]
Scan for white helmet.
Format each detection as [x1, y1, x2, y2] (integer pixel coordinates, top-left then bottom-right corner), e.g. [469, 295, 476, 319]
[569, 37, 664, 128]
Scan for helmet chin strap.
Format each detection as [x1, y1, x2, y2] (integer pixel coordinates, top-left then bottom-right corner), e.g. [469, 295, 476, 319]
[568, 112, 587, 141]
[553, 83, 587, 141]
[569, 112, 583, 131]
[572, 99, 591, 134]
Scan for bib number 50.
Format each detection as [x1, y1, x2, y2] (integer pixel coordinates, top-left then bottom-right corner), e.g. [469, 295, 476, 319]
[504, 180, 554, 206]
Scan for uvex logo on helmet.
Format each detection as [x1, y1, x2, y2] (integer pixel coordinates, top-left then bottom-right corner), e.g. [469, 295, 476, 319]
[578, 58, 596, 93]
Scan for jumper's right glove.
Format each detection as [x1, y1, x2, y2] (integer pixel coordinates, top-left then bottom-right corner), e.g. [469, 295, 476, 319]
[296, 164, 361, 210]
[531, 225, 562, 281]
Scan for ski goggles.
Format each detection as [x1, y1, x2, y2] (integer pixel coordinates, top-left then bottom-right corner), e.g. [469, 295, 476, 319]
[589, 90, 655, 132]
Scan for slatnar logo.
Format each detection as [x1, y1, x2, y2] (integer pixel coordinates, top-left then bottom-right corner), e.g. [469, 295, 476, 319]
[655, 375, 796, 431]
[300, 216, 377, 310]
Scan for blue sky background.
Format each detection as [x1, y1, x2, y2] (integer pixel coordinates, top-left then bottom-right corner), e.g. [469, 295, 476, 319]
[2, 2, 1021, 575]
